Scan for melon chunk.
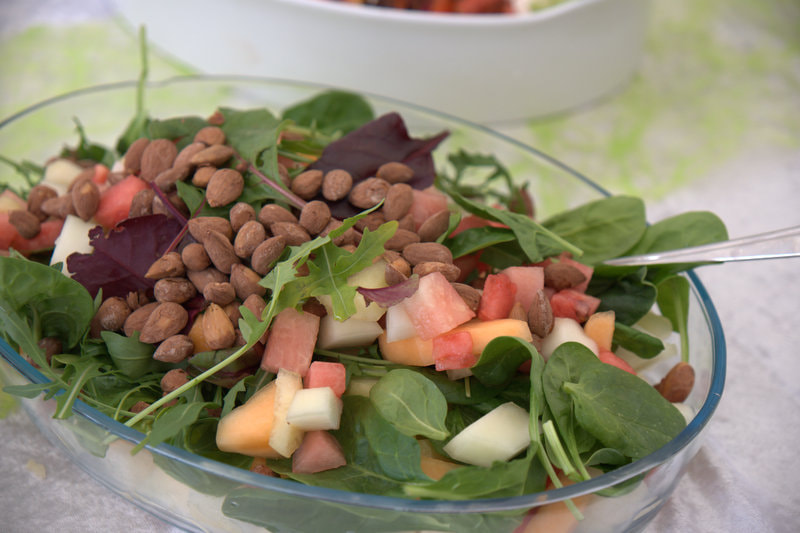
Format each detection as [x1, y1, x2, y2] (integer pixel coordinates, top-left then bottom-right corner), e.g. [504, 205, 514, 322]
[541, 317, 599, 359]
[42, 158, 84, 194]
[292, 430, 347, 474]
[304, 361, 347, 397]
[316, 314, 383, 350]
[379, 318, 532, 367]
[49, 214, 95, 275]
[261, 308, 320, 376]
[583, 310, 615, 351]
[286, 386, 343, 431]
[268, 369, 305, 457]
[401, 271, 475, 340]
[443, 402, 531, 467]
[215, 382, 281, 458]
[500, 266, 544, 313]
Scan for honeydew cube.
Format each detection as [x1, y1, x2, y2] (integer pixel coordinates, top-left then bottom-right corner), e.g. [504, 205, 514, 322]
[286, 386, 343, 431]
[50, 214, 96, 275]
[541, 317, 599, 359]
[384, 303, 417, 343]
[42, 158, 84, 195]
[443, 402, 531, 468]
[345, 377, 380, 397]
[268, 369, 305, 457]
[316, 314, 384, 350]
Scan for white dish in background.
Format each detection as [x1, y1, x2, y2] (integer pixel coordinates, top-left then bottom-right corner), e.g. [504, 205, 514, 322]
[113, 0, 651, 123]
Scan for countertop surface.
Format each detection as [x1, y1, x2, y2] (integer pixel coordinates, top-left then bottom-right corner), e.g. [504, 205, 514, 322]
[1, 0, 799, 532]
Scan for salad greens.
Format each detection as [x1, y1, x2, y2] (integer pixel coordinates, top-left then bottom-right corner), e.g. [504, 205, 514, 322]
[0, 59, 728, 531]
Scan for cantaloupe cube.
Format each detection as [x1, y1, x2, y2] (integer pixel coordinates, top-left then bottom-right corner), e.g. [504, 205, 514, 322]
[268, 369, 305, 457]
[442, 402, 531, 468]
[379, 318, 533, 367]
[584, 310, 615, 352]
[420, 455, 462, 481]
[215, 382, 281, 458]
[286, 386, 343, 431]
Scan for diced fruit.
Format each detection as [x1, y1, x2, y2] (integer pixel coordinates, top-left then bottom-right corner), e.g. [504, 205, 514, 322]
[91, 163, 110, 185]
[215, 381, 281, 458]
[379, 318, 532, 367]
[268, 369, 305, 457]
[286, 387, 343, 431]
[541, 317, 599, 359]
[316, 314, 383, 350]
[432, 330, 476, 371]
[93, 175, 149, 228]
[42, 158, 84, 194]
[49, 214, 95, 274]
[384, 303, 417, 343]
[261, 308, 320, 376]
[401, 271, 475, 340]
[598, 349, 636, 374]
[409, 187, 449, 230]
[420, 456, 462, 481]
[517, 475, 591, 533]
[442, 402, 531, 467]
[583, 310, 615, 351]
[304, 361, 347, 397]
[2, 217, 64, 256]
[477, 272, 517, 321]
[345, 377, 380, 397]
[292, 430, 347, 474]
[500, 266, 544, 312]
[0, 189, 26, 212]
[550, 289, 601, 323]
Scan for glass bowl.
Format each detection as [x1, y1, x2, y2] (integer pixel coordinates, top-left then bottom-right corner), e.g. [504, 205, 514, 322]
[0, 76, 725, 533]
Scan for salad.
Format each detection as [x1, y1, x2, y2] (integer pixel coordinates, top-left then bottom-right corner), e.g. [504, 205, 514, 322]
[0, 85, 727, 530]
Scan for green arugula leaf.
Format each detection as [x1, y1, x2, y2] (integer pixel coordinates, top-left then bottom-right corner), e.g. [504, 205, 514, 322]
[139, 400, 217, 451]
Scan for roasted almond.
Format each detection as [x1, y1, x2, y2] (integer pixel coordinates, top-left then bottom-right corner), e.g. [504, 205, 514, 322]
[402, 242, 453, 265]
[203, 281, 237, 306]
[527, 289, 554, 337]
[257, 203, 298, 226]
[234, 220, 267, 259]
[413, 261, 460, 282]
[187, 216, 233, 243]
[9, 210, 41, 239]
[322, 169, 353, 201]
[123, 137, 150, 175]
[417, 209, 451, 242]
[187, 267, 228, 293]
[376, 161, 414, 184]
[384, 228, 420, 251]
[194, 126, 226, 146]
[140, 139, 178, 182]
[94, 296, 132, 332]
[203, 229, 241, 274]
[181, 243, 211, 271]
[230, 263, 267, 300]
[153, 277, 197, 304]
[139, 302, 189, 344]
[382, 183, 414, 221]
[202, 303, 236, 350]
[145, 252, 185, 280]
[251, 235, 287, 275]
[124, 301, 160, 338]
[544, 262, 587, 291]
[128, 189, 155, 218]
[206, 168, 244, 207]
[291, 169, 323, 200]
[153, 335, 194, 363]
[190, 144, 235, 167]
[161, 368, 189, 393]
[26, 184, 58, 221]
[270, 221, 311, 247]
[655, 362, 695, 403]
[229, 202, 256, 232]
[299, 200, 331, 236]
[348, 177, 391, 209]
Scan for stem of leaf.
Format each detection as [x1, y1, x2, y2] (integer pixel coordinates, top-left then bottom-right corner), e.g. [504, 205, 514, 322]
[535, 446, 584, 521]
[231, 149, 307, 210]
[149, 183, 188, 225]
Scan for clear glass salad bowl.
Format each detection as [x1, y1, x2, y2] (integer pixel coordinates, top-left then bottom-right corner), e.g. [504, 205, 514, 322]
[0, 76, 725, 533]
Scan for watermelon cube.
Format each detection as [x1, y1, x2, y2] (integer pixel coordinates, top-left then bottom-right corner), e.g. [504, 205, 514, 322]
[477, 273, 517, 321]
[304, 361, 347, 397]
[550, 289, 601, 323]
[401, 271, 475, 340]
[292, 430, 347, 474]
[261, 308, 320, 376]
[598, 349, 636, 375]
[433, 330, 476, 371]
[500, 266, 544, 312]
[408, 187, 449, 230]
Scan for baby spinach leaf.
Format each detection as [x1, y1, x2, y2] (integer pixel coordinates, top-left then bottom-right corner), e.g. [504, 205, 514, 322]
[471, 336, 534, 388]
[0, 256, 94, 349]
[148, 115, 208, 148]
[441, 188, 582, 263]
[369, 369, 449, 441]
[444, 225, 516, 259]
[363, 400, 429, 483]
[587, 265, 657, 325]
[563, 364, 687, 459]
[626, 211, 728, 256]
[282, 90, 374, 135]
[404, 454, 537, 500]
[542, 196, 647, 265]
[656, 274, 691, 362]
[612, 322, 665, 359]
[101, 330, 158, 379]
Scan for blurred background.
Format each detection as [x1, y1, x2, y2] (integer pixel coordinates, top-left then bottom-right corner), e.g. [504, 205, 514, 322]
[1, 0, 798, 532]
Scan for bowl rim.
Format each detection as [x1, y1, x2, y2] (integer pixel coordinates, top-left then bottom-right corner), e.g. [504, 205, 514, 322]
[271, 0, 624, 27]
[0, 74, 726, 515]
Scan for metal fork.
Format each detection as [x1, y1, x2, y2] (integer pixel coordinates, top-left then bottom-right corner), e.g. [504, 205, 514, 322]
[603, 225, 800, 266]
